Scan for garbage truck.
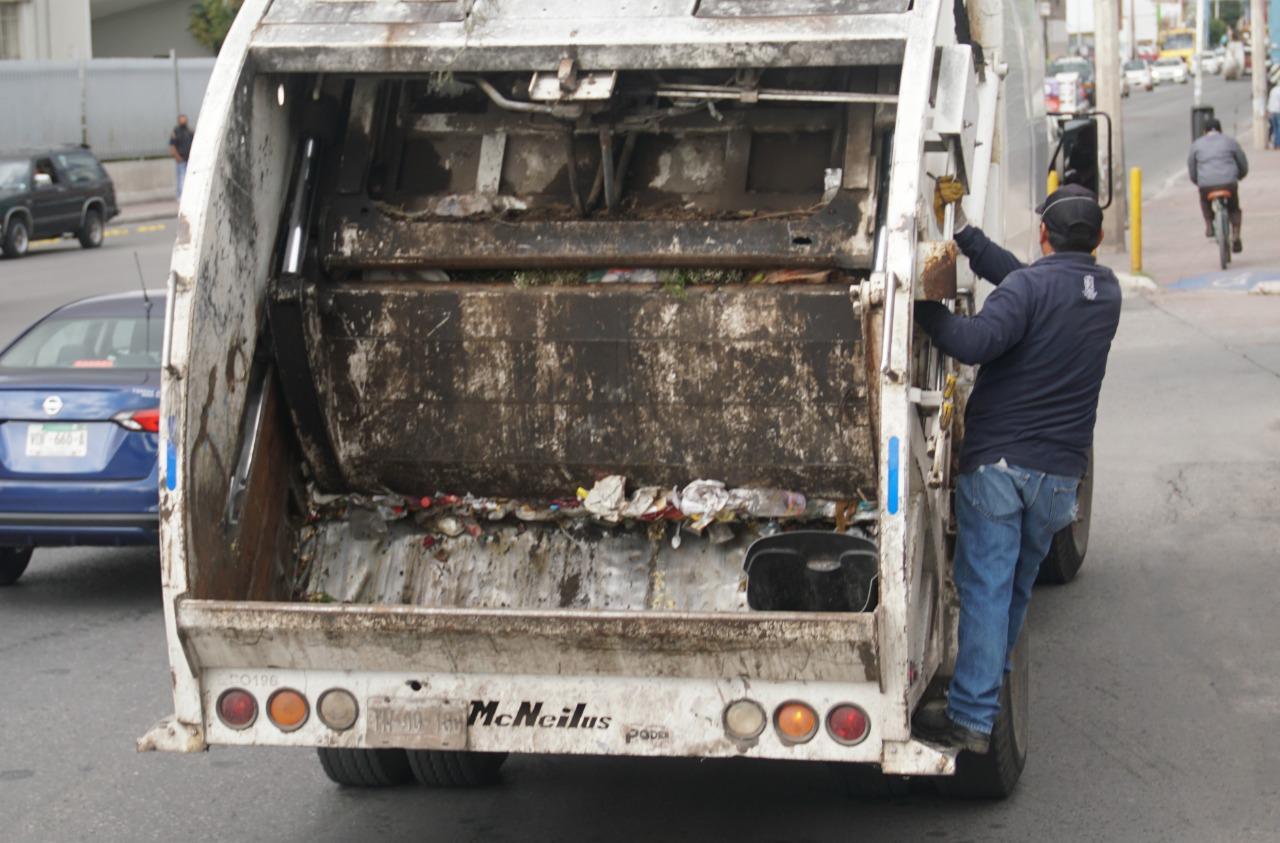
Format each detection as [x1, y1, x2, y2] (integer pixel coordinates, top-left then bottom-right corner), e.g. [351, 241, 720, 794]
[141, 0, 1092, 799]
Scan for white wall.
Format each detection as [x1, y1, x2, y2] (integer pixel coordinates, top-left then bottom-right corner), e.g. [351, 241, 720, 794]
[8, 0, 93, 60]
[93, 0, 212, 58]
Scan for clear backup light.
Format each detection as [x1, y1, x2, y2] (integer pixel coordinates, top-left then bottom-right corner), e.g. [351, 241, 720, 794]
[317, 689, 359, 732]
[216, 689, 258, 730]
[723, 699, 767, 741]
[826, 703, 871, 745]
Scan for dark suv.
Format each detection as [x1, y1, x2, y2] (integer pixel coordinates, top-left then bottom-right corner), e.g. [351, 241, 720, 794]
[0, 147, 119, 259]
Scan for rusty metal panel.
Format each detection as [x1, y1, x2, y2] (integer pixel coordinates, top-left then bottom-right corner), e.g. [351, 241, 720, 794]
[303, 283, 873, 499]
[177, 600, 880, 683]
[325, 211, 873, 269]
[917, 240, 958, 300]
[696, 0, 911, 16]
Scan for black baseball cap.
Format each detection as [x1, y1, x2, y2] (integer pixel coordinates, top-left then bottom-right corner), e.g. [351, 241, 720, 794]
[1036, 184, 1103, 239]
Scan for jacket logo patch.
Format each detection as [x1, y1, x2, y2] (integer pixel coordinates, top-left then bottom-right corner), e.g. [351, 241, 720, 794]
[1082, 275, 1098, 301]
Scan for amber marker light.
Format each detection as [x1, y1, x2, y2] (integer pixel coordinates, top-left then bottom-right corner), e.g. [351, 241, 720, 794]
[774, 701, 818, 744]
[267, 688, 310, 732]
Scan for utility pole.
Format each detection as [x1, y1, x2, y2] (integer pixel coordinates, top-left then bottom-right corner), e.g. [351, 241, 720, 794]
[1194, 0, 1205, 106]
[1251, 0, 1267, 148]
[1095, 0, 1127, 249]
[1127, 0, 1137, 59]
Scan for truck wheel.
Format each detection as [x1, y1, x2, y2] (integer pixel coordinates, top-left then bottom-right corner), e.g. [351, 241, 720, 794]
[937, 629, 1029, 799]
[2, 217, 30, 258]
[0, 548, 33, 586]
[316, 747, 414, 787]
[78, 208, 104, 249]
[831, 763, 911, 798]
[1037, 452, 1094, 585]
[406, 750, 507, 787]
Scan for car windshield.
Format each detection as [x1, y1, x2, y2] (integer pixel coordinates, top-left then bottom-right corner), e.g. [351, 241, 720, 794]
[1162, 33, 1193, 50]
[1124, 60, 1145, 70]
[1049, 60, 1092, 77]
[1156, 58, 1181, 66]
[0, 159, 29, 191]
[0, 313, 164, 370]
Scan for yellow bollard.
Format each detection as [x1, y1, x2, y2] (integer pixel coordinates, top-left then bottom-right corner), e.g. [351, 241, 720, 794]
[1129, 167, 1142, 274]
[1047, 169, 1060, 195]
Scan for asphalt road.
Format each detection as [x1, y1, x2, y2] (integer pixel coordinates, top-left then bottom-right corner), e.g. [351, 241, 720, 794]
[2, 100, 1279, 842]
[1120, 74, 1253, 196]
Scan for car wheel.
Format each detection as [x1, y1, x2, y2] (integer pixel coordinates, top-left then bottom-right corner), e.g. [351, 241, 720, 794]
[316, 748, 414, 787]
[78, 208, 104, 249]
[0, 547, 34, 586]
[2, 216, 30, 258]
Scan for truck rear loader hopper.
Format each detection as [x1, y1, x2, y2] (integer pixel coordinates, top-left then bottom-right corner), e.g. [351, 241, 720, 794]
[143, 0, 1072, 799]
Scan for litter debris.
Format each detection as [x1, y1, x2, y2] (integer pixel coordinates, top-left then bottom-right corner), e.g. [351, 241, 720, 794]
[583, 475, 627, 522]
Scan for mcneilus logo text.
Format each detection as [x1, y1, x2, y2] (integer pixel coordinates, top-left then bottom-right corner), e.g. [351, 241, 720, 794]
[468, 700, 612, 730]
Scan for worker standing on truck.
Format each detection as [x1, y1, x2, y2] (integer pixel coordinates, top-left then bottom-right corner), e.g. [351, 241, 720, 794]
[910, 180, 1121, 754]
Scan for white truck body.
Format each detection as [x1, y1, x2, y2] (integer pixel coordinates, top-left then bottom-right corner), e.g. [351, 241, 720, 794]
[143, 0, 1049, 788]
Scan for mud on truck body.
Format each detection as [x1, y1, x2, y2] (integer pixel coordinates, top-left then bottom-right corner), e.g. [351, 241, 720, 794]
[141, 0, 1078, 798]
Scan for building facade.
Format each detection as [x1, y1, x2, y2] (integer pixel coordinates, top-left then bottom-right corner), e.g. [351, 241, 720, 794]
[0, 0, 212, 60]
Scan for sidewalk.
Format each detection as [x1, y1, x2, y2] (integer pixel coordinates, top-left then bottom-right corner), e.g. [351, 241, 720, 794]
[1102, 126, 1280, 292]
[114, 198, 178, 225]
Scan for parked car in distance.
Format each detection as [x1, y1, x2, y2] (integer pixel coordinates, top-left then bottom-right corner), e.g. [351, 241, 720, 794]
[1151, 56, 1190, 84]
[1047, 57, 1096, 108]
[1124, 59, 1155, 91]
[0, 146, 119, 259]
[1197, 50, 1224, 75]
[0, 290, 164, 586]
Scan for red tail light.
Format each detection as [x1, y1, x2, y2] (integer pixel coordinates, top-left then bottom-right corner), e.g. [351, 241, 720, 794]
[217, 689, 258, 730]
[826, 704, 871, 745]
[113, 407, 160, 433]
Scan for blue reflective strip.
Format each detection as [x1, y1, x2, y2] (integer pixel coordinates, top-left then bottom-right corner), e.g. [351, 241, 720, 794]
[164, 441, 177, 491]
[887, 436, 900, 515]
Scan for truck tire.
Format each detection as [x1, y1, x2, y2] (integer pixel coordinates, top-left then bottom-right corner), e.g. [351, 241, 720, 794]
[406, 750, 507, 787]
[0, 548, 33, 586]
[1037, 452, 1094, 585]
[936, 629, 1029, 799]
[2, 216, 30, 258]
[78, 208, 104, 249]
[316, 747, 414, 787]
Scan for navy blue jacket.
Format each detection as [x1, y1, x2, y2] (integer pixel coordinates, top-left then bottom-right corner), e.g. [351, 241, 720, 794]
[913, 226, 1121, 478]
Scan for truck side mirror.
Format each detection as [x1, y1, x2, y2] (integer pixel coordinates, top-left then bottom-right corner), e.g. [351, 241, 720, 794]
[33, 172, 53, 190]
[1046, 113, 1114, 208]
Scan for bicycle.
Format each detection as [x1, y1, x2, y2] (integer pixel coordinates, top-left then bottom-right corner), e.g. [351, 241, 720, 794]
[1207, 188, 1233, 270]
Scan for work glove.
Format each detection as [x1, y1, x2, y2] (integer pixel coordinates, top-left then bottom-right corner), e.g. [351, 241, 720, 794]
[932, 175, 967, 230]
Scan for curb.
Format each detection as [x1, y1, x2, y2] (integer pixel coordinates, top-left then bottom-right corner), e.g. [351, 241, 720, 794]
[114, 208, 177, 225]
[1113, 271, 1159, 295]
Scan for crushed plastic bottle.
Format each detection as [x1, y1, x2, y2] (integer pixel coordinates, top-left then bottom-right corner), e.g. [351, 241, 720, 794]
[739, 489, 807, 518]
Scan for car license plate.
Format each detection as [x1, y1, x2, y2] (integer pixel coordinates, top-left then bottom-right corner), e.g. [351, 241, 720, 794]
[25, 423, 89, 458]
[365, 698, 469, 750]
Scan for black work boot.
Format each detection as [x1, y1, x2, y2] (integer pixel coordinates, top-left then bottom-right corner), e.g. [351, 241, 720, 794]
[1205, 223, 1214, 238]
[1233, 238, 1243, 253]
[912, 703, 991, 754]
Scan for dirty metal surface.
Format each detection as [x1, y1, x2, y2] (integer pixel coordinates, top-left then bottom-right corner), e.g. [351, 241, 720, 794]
[176, 599, 881, 683]
[303, 283, 874, 499]
[325, 210, 873, 269]
[304, 520, 762, 611]
[917, 240, 958, 300]
[696, 0, 911, 16]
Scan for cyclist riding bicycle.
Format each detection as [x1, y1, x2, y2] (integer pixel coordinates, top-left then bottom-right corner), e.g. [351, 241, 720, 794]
[1187, 118, 1249, 253]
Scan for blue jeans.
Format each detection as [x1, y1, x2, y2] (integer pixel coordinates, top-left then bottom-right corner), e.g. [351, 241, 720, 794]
[947, 461, 1079, 734]
[1270, 114, 1280, 149]
[175, 161, 187, 201]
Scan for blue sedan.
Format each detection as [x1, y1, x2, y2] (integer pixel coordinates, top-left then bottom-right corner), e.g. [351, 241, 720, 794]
[0, 289, 163, 585]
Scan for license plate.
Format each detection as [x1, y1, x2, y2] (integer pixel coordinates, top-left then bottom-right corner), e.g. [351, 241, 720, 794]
[365, 698, 469, 750]
[25, 423, 89, 458]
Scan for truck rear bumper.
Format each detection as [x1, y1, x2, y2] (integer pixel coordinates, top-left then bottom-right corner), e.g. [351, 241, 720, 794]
[153, 600, 952, 772]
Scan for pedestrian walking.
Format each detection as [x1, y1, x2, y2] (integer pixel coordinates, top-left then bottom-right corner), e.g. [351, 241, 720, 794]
[169, 114, 194, 202]
[1267, 82, 1280, 150]
[911, 178, 1122, 753]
